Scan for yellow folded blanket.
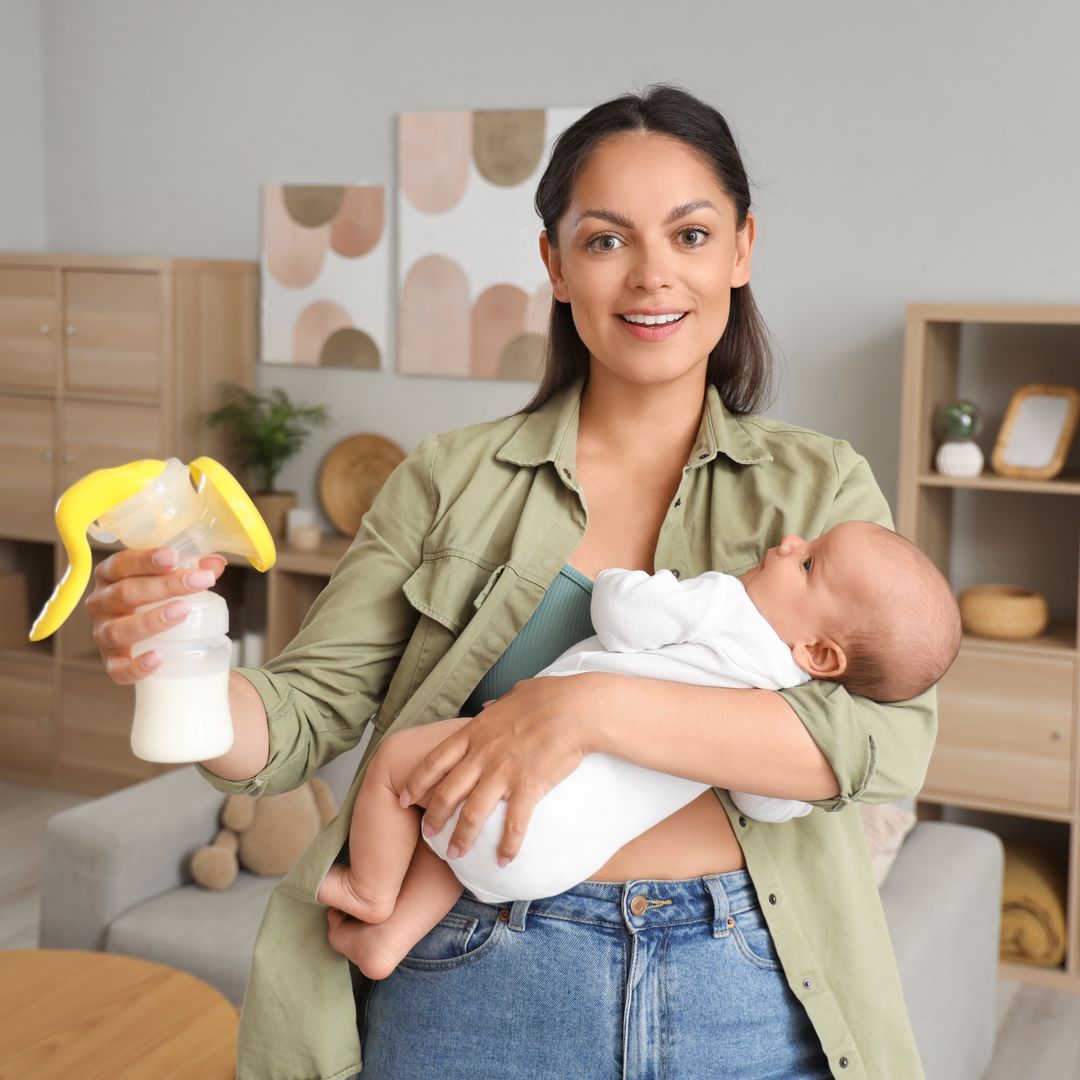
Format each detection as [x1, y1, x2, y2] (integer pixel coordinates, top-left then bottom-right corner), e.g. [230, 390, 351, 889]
[999, 840, 1067, 968]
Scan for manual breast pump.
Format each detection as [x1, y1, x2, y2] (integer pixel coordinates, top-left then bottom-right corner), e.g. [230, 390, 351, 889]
[29, 457, 276, 763]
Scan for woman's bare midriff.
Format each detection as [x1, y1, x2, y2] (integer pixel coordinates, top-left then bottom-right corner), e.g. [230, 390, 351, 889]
[586, 790, 746, 880]
[567, 440, 748, 882]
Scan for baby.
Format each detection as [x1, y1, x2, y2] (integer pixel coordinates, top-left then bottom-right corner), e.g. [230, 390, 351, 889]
[318, 520, 961, 979]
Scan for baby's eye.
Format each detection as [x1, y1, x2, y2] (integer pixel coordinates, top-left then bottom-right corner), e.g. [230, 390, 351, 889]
[802, 557, 814, 573]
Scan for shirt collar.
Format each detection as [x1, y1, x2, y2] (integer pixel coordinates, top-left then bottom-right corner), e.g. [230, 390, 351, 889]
[495, 374, 772, 485]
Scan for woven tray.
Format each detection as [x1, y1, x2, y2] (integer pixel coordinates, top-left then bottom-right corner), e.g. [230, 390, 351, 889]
[958, 584, 1049, 640]
[318, 434, 406, 537]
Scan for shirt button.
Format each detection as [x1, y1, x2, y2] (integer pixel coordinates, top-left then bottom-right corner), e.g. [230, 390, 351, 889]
[738, 816, 748, 827]
[768, 893, 778, 905]
[629, 894, 648, 916]
[839, 1057, 849, 1069]
[671, 569, 681, 579]
[673, 497, 682, 507]
[802, 978, 814, 990]
[562, 468, 572, 479]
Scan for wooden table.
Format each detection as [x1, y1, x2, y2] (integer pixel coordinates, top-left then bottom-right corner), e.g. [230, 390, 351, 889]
[0, 950, 239, 1079]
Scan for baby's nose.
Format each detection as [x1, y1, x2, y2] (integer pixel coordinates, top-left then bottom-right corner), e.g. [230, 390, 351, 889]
[777, 533, 806, 556]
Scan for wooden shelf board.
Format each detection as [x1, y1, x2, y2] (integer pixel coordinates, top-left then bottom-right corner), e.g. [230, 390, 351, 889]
[999, 961, 1078, 993]
[908, 302, 1080, 326]
[224, 535, 351, 577]
[917, 790, 1074, 824]
[959, 621, 1077, 658]
[918, 470, 1080, 496]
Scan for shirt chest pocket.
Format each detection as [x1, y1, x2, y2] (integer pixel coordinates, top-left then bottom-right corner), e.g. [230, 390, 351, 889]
[402, 555, 506, 636]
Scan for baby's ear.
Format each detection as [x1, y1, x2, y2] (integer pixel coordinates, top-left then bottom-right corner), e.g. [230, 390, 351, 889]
[792, 637, 847, 680]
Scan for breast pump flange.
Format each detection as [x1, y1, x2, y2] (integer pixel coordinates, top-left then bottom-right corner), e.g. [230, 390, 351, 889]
[29, 457, 276, 763]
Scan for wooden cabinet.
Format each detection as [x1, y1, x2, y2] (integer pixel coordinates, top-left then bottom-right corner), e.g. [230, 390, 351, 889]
[898, 302, 1080, 991]
[0, 267, 56, 391]
[0, 252, 258, 796]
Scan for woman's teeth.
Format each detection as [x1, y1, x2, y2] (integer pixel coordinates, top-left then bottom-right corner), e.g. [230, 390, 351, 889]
[619, 312, 686, 325]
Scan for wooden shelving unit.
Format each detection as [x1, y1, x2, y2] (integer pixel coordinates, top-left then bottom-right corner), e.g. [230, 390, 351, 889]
[898, 302, 1080, 992]
[0, 252, 258, 795]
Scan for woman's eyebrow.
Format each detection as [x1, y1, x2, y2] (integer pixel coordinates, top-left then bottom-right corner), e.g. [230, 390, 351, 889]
[572, 199, 722, 230]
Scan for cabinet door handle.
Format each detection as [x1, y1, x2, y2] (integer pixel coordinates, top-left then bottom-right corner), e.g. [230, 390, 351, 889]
[39, 324, 51, 334]
[41, 451, 53, 462]
[64, 326, 76, 336]
[1052, 730, 1065, 742]
[63, 453, 73, 464]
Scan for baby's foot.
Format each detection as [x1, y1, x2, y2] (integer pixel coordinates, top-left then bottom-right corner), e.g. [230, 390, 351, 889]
[317, 864, 396, 924]
[325, 908, 415, 981]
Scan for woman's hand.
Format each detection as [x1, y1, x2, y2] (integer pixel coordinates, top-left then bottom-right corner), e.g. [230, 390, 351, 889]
[85, 547, 228, 684]
[399, 672, 622, 866]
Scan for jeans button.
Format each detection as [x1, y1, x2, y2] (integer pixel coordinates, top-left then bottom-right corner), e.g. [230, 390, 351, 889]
[629, 894, 648, 916]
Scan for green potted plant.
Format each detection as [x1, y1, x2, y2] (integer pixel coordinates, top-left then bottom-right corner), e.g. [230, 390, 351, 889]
[203, 383, 330, 540]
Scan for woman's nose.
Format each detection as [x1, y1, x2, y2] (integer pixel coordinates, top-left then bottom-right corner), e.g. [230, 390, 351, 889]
[627, 243, 674, 291]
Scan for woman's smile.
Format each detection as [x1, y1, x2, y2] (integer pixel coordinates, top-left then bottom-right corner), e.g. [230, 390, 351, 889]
[616, 309, 690, 341]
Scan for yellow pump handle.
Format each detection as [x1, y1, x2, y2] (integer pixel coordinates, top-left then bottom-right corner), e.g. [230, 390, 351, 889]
[28, 460, 168, 642]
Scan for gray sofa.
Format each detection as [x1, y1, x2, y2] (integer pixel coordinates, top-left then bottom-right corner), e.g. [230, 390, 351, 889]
[39, 734, 1003, 1079]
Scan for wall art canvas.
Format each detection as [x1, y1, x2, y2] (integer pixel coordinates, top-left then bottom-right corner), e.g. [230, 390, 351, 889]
[397, 107, 588, 380]
[261, 183, 387, 368]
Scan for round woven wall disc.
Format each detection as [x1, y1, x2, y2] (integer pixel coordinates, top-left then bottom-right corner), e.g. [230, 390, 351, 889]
[318, 434, 406, 537]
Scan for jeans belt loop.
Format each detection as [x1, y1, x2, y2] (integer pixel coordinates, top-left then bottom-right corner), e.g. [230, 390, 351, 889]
[704, 876, 732, 939]
[508, 898, 531, 932]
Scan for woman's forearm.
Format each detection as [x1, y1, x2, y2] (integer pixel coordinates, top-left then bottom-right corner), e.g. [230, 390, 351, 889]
[199, 670, 271, 781]
[584, 674, 841, 802]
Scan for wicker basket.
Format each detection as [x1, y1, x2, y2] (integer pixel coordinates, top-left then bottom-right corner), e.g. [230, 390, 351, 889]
[959, 584, 1049, 640]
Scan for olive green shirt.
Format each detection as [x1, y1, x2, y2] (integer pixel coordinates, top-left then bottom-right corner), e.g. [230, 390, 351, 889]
[198, 374, 933, 1080]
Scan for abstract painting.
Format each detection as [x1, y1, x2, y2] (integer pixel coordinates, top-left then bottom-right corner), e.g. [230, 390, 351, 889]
[261, 183, 387, 368]
[397, 107, 588, 380]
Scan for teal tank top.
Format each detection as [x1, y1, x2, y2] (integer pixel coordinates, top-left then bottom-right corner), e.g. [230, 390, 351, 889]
[461, 564, 595, 716]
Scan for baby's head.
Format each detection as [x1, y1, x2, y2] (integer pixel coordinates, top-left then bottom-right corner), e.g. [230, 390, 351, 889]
[739, 521, 962, 703]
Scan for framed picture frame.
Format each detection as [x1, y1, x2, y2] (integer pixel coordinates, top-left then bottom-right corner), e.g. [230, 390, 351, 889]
[990, 383, 1080, 481]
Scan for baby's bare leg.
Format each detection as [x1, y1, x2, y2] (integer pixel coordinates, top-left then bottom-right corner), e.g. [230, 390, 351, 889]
[327, 837, 465, 981]
[317, 716, 472, 922]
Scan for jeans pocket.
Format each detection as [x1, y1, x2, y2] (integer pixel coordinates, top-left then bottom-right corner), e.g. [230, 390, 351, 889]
[398, 897, 507, 970]
[729, 902, 782, 971]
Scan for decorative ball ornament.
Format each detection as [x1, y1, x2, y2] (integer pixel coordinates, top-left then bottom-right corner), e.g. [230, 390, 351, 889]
[937, 400, 984, 441]
[934, 400, 985, 477]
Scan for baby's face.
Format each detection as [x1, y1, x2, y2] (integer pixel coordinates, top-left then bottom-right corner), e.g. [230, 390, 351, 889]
[739, 522, 877, 647]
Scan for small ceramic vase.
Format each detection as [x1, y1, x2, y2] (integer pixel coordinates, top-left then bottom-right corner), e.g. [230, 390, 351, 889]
[935, 440, 985, 477]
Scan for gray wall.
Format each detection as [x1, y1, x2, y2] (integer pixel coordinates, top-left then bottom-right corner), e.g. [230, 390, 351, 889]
[6, 0, 1080, 518]
[1, 0, 47, 248]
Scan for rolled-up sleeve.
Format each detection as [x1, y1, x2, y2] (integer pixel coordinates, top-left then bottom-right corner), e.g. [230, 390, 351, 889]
[776, 439, 939, 810]
[196, 433, 439, 797]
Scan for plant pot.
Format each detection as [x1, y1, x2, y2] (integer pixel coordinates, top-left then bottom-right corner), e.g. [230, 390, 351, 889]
[252, 491, 297, 542]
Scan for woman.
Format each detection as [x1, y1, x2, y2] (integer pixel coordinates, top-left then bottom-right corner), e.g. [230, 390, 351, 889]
[87, 85, 934, 1079]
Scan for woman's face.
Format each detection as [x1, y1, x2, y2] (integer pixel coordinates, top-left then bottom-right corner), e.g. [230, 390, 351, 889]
[540, 131, 755, 388]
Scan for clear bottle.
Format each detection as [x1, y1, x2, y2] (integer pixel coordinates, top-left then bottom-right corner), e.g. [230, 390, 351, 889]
[130, 585, 233, 762]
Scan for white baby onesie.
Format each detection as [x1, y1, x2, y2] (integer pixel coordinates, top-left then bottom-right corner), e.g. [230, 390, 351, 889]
[423, 567, 813, 903]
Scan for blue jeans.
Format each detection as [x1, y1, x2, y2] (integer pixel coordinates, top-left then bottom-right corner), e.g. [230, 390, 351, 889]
[356, 868, 831, 1079]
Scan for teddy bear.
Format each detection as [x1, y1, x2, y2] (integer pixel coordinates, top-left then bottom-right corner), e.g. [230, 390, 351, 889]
[190, 777, 338, 890]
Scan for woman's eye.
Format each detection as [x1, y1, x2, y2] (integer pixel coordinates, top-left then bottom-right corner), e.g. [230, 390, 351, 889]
[588, 233, 623, 252]
[680, 227, 710, 247]
[802, 557, 813, 573]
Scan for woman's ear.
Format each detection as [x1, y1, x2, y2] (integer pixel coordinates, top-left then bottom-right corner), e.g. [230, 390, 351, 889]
[731, 211, 756, 288]
[792, 636, 847, 680]
[539, 231, 570, 303]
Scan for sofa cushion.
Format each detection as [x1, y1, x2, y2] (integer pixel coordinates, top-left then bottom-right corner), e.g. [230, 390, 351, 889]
[106, 872, 280, 1006]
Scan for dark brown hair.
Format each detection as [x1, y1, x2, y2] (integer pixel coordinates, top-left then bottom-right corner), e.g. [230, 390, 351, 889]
[834, 524, 962, 704]
[518, 83, 775, 416]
